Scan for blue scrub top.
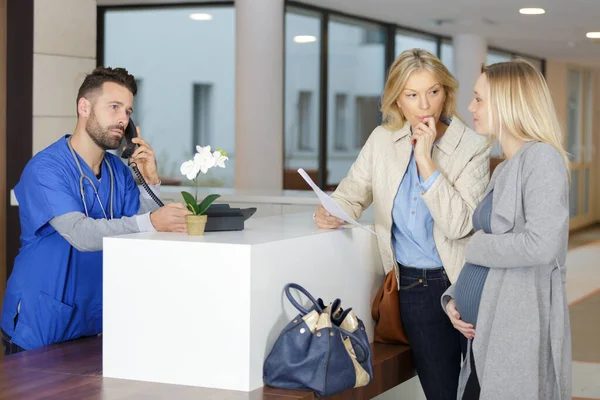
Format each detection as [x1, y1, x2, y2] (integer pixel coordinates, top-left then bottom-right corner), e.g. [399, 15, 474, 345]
[0, 135, 140, 350]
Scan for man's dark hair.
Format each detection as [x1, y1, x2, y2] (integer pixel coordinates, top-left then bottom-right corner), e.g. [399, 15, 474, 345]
[76, 66, 137, 106]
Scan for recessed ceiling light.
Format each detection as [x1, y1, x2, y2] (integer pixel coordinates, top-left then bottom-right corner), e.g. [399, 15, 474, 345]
[519, 8, 545, 15]
[189, 13, 212, 21]
[293, 35, 317, 44]
[586, 32, 600, 39]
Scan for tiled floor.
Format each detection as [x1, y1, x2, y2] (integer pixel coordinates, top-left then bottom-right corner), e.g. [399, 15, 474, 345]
[567, 224, 600, 400]
[570, 292, 600, 363]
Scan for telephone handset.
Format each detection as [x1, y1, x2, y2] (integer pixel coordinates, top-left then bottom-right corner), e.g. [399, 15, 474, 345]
[121, 118, 138, 159]
[121, 118, 164, 207]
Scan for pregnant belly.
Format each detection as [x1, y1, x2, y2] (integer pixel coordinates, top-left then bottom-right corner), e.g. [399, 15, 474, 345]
[453, 263, 489, 327]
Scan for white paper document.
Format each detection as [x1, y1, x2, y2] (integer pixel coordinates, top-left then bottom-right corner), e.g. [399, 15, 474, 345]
[297, 168, 381, 238]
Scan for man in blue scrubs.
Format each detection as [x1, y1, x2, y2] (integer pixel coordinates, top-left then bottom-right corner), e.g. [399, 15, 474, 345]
[1, 67, 191, 355]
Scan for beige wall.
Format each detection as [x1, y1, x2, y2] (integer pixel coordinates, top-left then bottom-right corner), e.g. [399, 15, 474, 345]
[0, 0, 7, 315]
[32, 0, 97, 155]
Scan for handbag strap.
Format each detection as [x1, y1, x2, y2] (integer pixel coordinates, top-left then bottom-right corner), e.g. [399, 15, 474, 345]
[284, 283, 324, 314]
[332, 325, 370, 364]
[284, 283, 370, 364]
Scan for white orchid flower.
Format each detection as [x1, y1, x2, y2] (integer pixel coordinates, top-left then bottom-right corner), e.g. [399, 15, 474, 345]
[194, 148, 217, 174]
[196, 145, 211, 154]
[213, 150, 229, 168]
[180, 159, 200, 180]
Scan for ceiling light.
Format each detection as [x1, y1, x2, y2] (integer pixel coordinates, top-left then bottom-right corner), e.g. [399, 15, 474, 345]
[293, 35, 317, 44]
[189, 13, 212, 21]
[519, 8, 545, 15]
[586, 32, 600, 39]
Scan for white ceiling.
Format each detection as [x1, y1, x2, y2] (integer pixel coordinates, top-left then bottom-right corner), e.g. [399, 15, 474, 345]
[97, 0, 600, 66]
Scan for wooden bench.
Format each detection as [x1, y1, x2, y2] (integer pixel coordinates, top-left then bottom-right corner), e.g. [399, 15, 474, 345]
[0, 336, 415, 399]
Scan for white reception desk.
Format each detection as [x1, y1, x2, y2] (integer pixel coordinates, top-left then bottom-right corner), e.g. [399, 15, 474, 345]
[102, 212, 383, 392]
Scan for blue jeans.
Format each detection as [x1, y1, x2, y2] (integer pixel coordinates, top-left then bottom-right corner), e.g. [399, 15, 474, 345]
[1, 328, 25, 356]
[399, 265, 466, 400]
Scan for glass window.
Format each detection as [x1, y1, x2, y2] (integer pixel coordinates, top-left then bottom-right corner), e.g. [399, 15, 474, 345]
[487, 50, 544, 73]
[570, 170, 580, 217]
[297, 91, 314, 151]
[104, 7, 235, 187]
[355, 96, 380, 148]
[327, 16, 386, 187]
[567, 69, 582, 162]
[486, 51, 511, 158]
[192, 83, 213, 149]
[283, 7, 321, 189]
[133, 79, 144, 131]
[440, 39, 453, 74]
[486, 49, 512, 65]
[334, 94, 348, 151]
[395, 29, 437, 58]
[585, 72, 593, 162]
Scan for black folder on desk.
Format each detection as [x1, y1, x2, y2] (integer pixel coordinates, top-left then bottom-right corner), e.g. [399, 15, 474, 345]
[204, 204, 256, 232]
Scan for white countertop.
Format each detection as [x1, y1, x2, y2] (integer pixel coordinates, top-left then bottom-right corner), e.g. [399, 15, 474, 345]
[109, 211, 374, 246]
[10, 185, 323, 206]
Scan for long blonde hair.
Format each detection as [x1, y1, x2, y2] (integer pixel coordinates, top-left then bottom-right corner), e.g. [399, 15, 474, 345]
[483, 59, 570, 173]
[381, 48, 459, 131]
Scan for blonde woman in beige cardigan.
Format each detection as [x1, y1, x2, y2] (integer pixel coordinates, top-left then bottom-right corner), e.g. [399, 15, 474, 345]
[314, 49, 491, 400]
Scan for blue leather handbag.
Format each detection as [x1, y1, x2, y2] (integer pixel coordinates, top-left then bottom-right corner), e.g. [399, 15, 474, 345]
[263, 283, 373, 397]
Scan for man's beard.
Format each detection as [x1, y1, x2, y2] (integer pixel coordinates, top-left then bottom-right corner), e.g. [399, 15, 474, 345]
[86, 109, 123, 151]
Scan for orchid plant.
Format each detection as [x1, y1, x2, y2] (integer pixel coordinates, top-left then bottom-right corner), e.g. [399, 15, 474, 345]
[180, 145, 228, 215]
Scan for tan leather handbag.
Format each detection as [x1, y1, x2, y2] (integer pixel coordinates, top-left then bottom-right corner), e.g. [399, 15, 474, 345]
[371, 270, 409, 345]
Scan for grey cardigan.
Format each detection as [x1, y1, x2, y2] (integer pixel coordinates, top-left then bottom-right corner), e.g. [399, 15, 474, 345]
[442, 141, 572, 400]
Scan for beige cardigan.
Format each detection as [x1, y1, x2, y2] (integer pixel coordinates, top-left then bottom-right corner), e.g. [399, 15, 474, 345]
[331, 118, 491, 284]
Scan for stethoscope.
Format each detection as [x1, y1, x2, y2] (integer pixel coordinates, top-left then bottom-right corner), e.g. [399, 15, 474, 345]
[67, 136, 115, 220]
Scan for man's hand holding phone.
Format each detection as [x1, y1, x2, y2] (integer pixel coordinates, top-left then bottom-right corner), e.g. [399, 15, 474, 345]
[126, 125, 160, 185]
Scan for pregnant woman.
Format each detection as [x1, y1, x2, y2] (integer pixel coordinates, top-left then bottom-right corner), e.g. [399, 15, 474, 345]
[442, 60, 572, 400]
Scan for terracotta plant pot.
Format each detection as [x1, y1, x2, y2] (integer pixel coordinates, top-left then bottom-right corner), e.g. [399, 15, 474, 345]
[185, 214, 208, 236]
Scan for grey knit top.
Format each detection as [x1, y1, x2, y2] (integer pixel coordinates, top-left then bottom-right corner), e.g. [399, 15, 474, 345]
[453, 190, 493, 327]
